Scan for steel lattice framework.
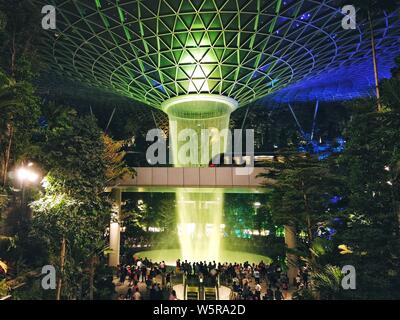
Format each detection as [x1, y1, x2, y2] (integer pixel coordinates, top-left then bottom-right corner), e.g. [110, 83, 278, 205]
[40, 0, 399, 108]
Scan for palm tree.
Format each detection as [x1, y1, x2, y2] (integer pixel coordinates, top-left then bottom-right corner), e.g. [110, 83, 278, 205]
[352, 0, 400, 111]
[311, 265, 344, 300]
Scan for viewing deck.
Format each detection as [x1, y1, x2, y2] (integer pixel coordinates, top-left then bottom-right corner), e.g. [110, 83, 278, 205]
[109, 167, 273, 193]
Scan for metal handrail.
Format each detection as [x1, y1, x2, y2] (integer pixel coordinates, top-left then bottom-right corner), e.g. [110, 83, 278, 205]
[183, 273, 187, 300]
[216, 275, 220, 300]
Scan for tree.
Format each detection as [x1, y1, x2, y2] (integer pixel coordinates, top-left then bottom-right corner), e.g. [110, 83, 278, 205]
[380, 56, 400, 111]
[122, 193, 176, 235]
[224, 193, 273, 235]
[261, 152, 343, 247]
[352, 0, 400, 111]
[31, 114, 122, 299]
[102, 134, 135, 184]
[0, 69, 41, 187]
[259, 151, 344, 277]
[293, 264, 348, 300]
[336, 104, 400, 299]
[0, 1, 42, 186]
[0, 1, 42, 80]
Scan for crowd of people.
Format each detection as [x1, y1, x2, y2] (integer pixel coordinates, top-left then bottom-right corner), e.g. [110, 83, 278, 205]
[116, 257, 174, 300]
[116, 256, 310, 300]
[177, 258, 292, 300]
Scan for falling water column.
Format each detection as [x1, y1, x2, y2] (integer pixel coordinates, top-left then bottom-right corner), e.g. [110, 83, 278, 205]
[162, 95, 238, 262]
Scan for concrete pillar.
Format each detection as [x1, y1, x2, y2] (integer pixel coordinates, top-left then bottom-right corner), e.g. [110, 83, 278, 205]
[284, 225, 298, 287]
[109, 188, 121, 267]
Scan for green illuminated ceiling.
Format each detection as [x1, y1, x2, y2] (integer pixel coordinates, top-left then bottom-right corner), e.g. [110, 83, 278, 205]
[41, 0, 367, 108]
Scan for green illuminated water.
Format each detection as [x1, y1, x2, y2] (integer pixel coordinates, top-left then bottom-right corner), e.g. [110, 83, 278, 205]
[176, 191, 224, 262]
[164, 95, 237, 262]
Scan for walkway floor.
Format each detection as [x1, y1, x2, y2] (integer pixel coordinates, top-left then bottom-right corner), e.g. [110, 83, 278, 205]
[113, 274, 293, 300]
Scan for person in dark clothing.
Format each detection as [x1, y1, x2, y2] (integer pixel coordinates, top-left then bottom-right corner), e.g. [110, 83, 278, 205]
[149, 284, 156, 300]
[166, 272, 171, 289]
[119, 265, 127, 283]
[233, 280, 240, 292]
[141, 265, 147, 282]
[265, 286, 274, 300]
[274, 287, 284, 300]
[156, 283, 163, 299]
[126, 286, 132, 300]
[242, 283, 250, 300]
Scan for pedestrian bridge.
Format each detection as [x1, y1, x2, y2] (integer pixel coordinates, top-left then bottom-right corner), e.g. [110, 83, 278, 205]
[109, 167, 272, 193]
[106, 167, 277, 267]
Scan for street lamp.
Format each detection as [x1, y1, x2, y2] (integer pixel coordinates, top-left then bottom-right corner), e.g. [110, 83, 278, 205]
[17, 167, 39, 184]
[253, 201, 261, 215]
[16, 164, 39, 206]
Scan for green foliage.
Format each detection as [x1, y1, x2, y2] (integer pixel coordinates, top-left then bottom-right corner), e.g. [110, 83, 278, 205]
[336, 107, 400, 299]
[30, 114, 113, 299]
[0, 0, 42, 187]
[0, 0, 42, 80]
[0, 70, 41, 183]
[312, 265, 343, 299]
[37, 115, 108, 195]
[103, 134, 135, 183]
[0, 259, 7, 276]
[0, 279, 9, 297]
[260, 151, 344, 244]
[310, 237, 334, 259]
[0, 9, 6, 31]
[122, 193, 176, 235]
[381, 79, 400, 110]
[90, 264, 115, 300]
[259, 150, 349, 298]
[293, 265, 346, 300]
[0, 187, 9, 212]
[11, 277, 54, 300]
[224, 193, 273, 235]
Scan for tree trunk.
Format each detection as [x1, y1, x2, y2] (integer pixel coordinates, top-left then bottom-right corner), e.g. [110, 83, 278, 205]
[11, 31, 16, 78]
[302, 180, 316, 265]
[56, 237, 66, 300]
[3, 28, 17, 186]
[306, 213, 316, 265]
[284, 225, 298, 287]
[2, 123, 14, 187]
[368, 10, 382, 112]
[89, 256, 95, 300]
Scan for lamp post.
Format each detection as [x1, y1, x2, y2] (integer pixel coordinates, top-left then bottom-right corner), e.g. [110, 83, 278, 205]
[16, 163, 39, 206]
[253, 201, 261, 215]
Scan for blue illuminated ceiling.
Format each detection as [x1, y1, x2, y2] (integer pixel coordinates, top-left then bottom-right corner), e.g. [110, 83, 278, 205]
[263, 10, 400, 104]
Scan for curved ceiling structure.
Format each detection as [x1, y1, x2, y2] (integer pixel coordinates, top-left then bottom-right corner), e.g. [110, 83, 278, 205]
[263, 10, 400, 104]
[39, 0, 400, 108]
